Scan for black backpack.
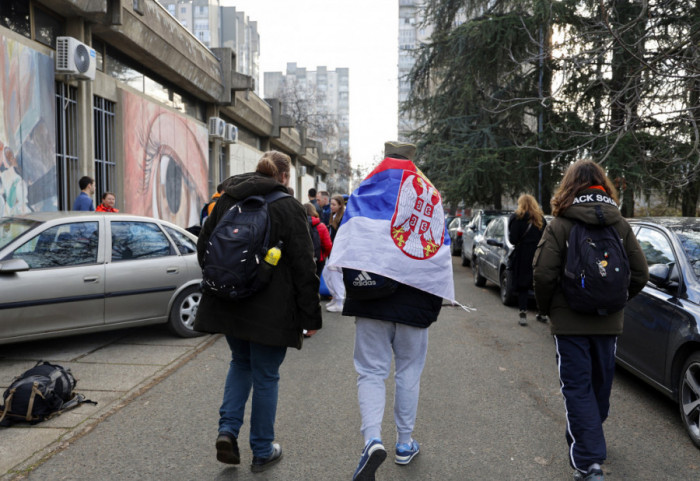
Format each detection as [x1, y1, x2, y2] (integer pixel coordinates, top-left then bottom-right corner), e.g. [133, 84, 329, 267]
[343, 268, 399, 300]
[561, 220, 631, 316]
[200, 190, 289, 299]
[308, 216, 321, 262]
[0, 361, 95, 426]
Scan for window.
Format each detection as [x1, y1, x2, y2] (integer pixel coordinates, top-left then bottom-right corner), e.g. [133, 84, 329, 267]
[33, 6, 63, 48]
[164, 226, 196, 254]
[94, 96, 116, 202]
[56, 82, 80, 211]
[111, 222, 173, 261]
[12, 222, 99, 268]
[636, 228, 675, 266]
[0, 0, 30, 38]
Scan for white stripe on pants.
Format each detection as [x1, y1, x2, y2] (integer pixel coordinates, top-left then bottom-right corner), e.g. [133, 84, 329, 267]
[353, 316, 428, 444]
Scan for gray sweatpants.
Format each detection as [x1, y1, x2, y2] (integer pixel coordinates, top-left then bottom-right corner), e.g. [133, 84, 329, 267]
[353, 316, 429, 445]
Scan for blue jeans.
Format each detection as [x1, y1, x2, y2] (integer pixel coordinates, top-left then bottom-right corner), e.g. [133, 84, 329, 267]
[219, 336, 287, 457]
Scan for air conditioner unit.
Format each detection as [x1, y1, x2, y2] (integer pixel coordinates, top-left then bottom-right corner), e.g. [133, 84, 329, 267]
[208, 117, 226, 139]
[298, 166, 307, 177]
[55, 37, 96, 80]
[223, 124, 238, 144]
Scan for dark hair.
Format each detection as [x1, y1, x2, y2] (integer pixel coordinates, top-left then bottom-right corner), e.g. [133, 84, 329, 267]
[551, 160, 619, 216]
[79, 176, 94, 190]
[308, 188, 317, 197]
[303, 203, 319, 218]
[101, 191, 115, 201]
[256, 150, 291, 182]
[216, 183, 224, 193]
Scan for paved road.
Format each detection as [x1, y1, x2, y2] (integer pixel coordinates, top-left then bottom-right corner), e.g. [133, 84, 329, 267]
[4, 258, 700, 480]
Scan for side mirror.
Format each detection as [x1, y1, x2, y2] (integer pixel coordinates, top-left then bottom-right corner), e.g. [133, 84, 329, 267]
[0, 258, 30, 274]
[648, 263, 679, 290]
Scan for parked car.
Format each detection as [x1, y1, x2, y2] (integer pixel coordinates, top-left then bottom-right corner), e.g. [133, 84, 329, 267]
[614, 217, 700, 448]
[0, 212, 204, 345]
[447, 216, 470, 256]
[471, 215, 518, 305]
[461, 209, 513, 267]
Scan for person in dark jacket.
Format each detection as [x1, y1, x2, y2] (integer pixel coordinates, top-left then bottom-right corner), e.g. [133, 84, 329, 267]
[340, 141, 444, 481]
[507, 194, 546, 326]
[533, 159, 648, 481]
[303, 202, 332, 276]
[194, 151, 322, 473]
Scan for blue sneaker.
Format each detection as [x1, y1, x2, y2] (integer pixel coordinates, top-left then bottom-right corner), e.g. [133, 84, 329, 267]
[395, 439, 420, 465]
[352, 438, 387, 481]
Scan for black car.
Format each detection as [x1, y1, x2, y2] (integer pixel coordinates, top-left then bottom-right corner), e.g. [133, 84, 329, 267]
[616, 217, 700, 448]
[447, 216, 470, 256]
[461, 209, 513, 267]
[471, 215, 518, 305]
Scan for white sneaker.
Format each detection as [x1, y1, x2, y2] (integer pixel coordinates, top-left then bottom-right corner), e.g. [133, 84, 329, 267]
[326, 301, 343, 312]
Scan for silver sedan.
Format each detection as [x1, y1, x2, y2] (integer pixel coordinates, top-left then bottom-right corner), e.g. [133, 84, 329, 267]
[0, 212, 203, 345]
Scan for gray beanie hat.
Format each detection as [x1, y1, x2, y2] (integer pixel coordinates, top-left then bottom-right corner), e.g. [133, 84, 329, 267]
[384, 141, 416, 160]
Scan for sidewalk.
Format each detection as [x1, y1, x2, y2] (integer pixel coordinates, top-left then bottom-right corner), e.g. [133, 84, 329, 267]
[0, 327, 218, 479]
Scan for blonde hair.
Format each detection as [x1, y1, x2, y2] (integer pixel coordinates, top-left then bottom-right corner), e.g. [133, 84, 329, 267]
[256, 150, 291, 183]
[329, 195, 345, 231]
[515, 194, 545, 230]
[551, 159, 619, 217]
[303, 203, 319, 218]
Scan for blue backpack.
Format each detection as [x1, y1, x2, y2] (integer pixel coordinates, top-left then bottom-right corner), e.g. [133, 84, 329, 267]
[561, 220, 631, 316]
[200, 190, 289, 299]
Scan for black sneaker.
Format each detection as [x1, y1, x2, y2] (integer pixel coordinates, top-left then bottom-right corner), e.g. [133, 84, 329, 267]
[216, 432, 240, 465]
[536, 313, 549, 323]
[518, 310, 528, 326]
[573, 464, 604, 481]
[251, 443, 282, 473]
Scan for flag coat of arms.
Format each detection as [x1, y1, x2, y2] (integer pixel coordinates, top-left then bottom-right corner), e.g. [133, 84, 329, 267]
[327, 157, 455, 301]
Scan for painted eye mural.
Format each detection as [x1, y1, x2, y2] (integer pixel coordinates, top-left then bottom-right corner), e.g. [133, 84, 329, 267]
[122, 90, 208, 228]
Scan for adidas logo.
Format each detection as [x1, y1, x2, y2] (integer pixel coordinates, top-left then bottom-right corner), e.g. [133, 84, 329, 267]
[353, 271, 376, 287]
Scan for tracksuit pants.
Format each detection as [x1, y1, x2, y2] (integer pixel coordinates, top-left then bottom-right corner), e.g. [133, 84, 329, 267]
[353, 317, 429, 445]
[554, 334, 617, 473]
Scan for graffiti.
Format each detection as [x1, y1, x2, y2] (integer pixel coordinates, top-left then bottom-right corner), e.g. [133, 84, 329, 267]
[0, 35, 57, 215]
[121, 89, 208, 228]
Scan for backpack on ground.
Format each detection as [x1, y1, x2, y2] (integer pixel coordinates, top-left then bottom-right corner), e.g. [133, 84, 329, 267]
[561, 220, 631, 316]
[308, 217, 321, 262]
[0, 361, 96, 426]
[200, 190, 289, 300]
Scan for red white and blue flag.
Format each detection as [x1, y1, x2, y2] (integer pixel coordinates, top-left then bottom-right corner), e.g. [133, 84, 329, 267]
[327, 157, 455, 301]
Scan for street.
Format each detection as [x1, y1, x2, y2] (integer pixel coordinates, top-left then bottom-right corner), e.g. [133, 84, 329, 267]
[2, 257, 699, 480]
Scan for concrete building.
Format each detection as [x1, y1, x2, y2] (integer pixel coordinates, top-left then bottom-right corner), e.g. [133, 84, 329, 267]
[158, 1, 260, 94]
[398, 0, 430, 141]
[264, 63, 349, 193]
[0, 0, 329, 225]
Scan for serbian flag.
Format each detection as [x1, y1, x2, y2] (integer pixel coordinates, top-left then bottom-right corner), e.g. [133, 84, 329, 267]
[327, 157, 455, 301]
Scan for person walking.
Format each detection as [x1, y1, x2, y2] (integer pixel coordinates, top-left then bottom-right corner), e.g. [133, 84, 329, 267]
[308, 187, 321, 215]
[533, 159, 648, 481]
[303, 202, 332, 277]
[72, 176, 95, 211]
[200, 183, 224, 225]
[194, 151, 322, 473]
[95, 192, 119, 213]
[507, 194, 546, 326]
[328, 194, 346, 242]
[317, 190, 331, 225]
[328, 141, 455, 481]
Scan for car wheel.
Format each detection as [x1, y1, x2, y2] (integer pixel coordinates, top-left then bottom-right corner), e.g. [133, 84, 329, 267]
[679, 352, 700, 448]
[473, 259, 486, 287]
[499, 269, 516, 306]
[168, 285, 204, 338]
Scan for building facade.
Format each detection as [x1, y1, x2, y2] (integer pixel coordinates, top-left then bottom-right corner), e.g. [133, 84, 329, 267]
[0, 0, 328, 226]
[398, 0, 430, 141]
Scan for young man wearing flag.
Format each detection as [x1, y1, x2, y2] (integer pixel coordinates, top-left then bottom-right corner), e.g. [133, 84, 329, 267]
[327, 141, 455, 481]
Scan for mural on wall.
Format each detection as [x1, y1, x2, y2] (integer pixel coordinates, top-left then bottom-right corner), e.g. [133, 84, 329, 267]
[0, 35, 57, 215]
[122, 89, 208, 227]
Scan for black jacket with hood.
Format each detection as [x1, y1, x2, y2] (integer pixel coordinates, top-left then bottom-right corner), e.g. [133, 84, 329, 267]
[193, 172, 322, 349]
[533, 187, 649, 336]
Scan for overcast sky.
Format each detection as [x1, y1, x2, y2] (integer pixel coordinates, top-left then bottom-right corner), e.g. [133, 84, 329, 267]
[221, 0, 399, 171]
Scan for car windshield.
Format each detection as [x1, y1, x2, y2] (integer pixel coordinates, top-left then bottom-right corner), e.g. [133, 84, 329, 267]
[0, 218, 41, 251]
[675, 228, 700, 279]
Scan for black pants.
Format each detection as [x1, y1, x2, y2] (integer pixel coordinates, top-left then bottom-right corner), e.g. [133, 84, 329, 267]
[517, 287, 529, 312]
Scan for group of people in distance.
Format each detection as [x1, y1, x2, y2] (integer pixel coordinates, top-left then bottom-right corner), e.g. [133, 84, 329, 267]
[72, 175, 118, 213]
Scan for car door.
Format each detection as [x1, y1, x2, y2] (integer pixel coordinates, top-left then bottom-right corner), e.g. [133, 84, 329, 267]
[481, 218, 505, 282]
[463, 213, 481, 259]
[0, 220, 104, 340]
[104, 220, 186, 325]
[618, 226, 678, 384]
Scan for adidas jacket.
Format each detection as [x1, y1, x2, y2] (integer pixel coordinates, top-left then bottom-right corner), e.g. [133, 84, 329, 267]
[533, 187, 648, 336]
